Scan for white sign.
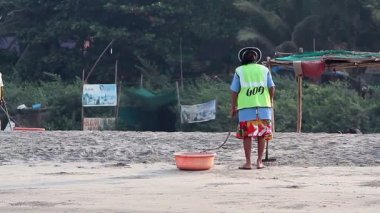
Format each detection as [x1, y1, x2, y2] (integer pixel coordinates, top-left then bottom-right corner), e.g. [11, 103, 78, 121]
[181, 100, 216, 123]
[82, 84, 117, 107]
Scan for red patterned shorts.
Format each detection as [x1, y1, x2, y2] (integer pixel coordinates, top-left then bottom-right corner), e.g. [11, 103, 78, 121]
[236, 120, 273, 141]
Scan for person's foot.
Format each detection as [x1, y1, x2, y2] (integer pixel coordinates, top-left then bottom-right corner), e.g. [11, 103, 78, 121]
[256, 160, 265, 169]
[238, 163, 252, 170]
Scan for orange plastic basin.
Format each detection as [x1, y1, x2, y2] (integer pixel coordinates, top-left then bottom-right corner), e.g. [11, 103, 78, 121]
[174, 152, 216, 171]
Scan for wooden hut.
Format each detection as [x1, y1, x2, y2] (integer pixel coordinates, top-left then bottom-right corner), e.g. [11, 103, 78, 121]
[266, 50, 380, 132]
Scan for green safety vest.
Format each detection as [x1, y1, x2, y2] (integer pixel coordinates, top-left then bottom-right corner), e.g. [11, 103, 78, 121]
[236, 64, 271, 109]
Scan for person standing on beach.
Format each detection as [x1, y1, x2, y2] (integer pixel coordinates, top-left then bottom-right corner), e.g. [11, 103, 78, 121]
[230, 47, 275, 170]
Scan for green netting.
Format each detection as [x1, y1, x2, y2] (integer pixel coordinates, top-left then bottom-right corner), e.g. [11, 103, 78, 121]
[126, 88, 177, 109]
[118, 88, 177, 131]
[127, 88, 155, 98]
[118, 106, 176, 131]
[118, 106, 158, 130]
[275, 50, 380, 62]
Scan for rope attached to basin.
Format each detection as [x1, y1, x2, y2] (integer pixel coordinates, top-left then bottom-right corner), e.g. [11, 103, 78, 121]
[201, 131, 231, 152]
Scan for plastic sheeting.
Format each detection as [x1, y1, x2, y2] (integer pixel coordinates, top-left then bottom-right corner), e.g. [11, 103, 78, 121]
[275, 50, 380, 62]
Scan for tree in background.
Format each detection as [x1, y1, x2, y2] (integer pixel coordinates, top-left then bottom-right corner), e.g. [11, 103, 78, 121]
[2, 0, 380, 83]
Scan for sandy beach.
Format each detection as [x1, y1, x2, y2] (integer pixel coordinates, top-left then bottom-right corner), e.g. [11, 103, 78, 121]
[0, 131, 379, 212]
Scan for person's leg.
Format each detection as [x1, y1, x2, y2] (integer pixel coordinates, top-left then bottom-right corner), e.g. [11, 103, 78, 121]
[257, 136, 266, 169]
[239, 136, 252, 169]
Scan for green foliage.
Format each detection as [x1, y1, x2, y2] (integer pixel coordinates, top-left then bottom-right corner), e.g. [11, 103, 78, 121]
[176, 76, 380, 133]
[3, 77, 82, 130]
[2, 0, 380, 84]
[271, 80, 380, 133]
[302, 83, 362, 132]
[1, 76, 380, 132]
[271, 76, 298, 131]
[134, 56, 172, 91]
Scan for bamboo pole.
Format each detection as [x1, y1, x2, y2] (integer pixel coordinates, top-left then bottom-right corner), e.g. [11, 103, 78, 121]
[84, 39, 115, 82]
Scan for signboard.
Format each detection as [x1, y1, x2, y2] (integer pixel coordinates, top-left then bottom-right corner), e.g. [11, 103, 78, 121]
[180, 100, 216, 123]
[82, 84, 117, 107]
[83, 117, 116, 130]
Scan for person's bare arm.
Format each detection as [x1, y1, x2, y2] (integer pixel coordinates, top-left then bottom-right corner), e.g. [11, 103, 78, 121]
[269, 86, 275, 107]
[231, 91, 238, 117]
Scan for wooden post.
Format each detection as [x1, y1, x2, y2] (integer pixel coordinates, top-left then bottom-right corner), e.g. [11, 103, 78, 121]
[292, 58, 303, 133]
[175, 81, 182, 130]
[180, 38, 184, 92]
[267, 57, 275, 132]
[81, 68, 85, 130]
[114, 59, 119, 128]
[297, 76, 303, 133]
[140, 74, 143, 88]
